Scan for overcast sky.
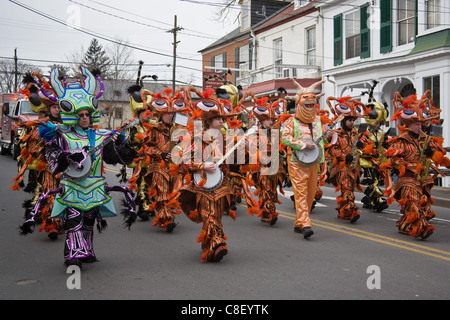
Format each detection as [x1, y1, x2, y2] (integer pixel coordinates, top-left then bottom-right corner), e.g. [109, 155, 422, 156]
[1, 0, 240, 86]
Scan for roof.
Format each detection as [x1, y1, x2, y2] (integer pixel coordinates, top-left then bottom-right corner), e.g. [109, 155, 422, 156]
[408, 28, 450, 56]
[253, 0, 318, 32]
[198, 27, 248, 53]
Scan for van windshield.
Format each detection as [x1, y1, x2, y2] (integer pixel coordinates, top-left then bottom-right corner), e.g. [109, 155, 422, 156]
[19, 100, 38, 116]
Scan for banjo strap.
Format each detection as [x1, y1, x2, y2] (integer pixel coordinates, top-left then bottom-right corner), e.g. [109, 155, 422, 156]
[88, 128, 97, 159]
[307, 123, 314, 139]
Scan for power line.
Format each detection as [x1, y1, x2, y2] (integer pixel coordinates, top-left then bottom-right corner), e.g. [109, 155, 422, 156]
[77, 0, 221, 40]
[8, 0, 203, 63]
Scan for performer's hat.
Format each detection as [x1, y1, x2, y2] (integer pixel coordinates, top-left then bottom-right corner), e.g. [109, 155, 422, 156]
[391, 92, 439, 127]
[49, 66, 103, 125]
[186, 87, 241, 121]
[326, 96, 365, 120]
[127, 61, 157, 117]
[141, 87, 188, 115]
[20, 72, 58, 114]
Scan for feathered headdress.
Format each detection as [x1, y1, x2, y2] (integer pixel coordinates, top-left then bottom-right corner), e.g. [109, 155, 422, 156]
[251, 96, 283, 123]
[186, 87, 241, 121]
[20, 72, 57, 114]
[141, 87, 188, 115]
[390, 91, 439, 127]
[326, 96, 365, 120]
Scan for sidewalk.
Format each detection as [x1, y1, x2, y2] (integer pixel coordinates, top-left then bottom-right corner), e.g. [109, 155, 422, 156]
[352, 185, 450, 208]
[324, 182, 450, 208]
[427, 186, 450, 208]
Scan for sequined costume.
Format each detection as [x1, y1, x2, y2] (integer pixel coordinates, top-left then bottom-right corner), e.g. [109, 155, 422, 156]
[358, 81, 390, 212]
[125, 61, 157, 221]
[171, 87, 257, 262]
[12, 72, 62, 240]
[131, 88, 187, 232]
[20, 66, 136, 268]
[382, 92, 450, 239]
[326, 96, 366, 223]
[247, 96, 286, 225]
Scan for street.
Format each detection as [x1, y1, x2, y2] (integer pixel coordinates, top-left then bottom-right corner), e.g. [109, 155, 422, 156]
[1, 153, 450, 302]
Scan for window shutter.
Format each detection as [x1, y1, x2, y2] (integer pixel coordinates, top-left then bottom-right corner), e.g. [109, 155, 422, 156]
[235, 47, 240, 83]
[249, 40, 253, 70]
[222, 52, 227, 70]
[380, 0, 392, 53]
[360, 3, 370, 58]
[333, 14, 343, 66]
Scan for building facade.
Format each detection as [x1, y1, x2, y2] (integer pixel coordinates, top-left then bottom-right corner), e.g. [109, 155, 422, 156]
[200, 0, 450, 184]
[320, 0, 449, 146]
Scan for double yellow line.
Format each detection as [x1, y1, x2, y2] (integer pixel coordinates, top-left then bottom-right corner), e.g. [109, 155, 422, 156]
[278, 209, 450, 262]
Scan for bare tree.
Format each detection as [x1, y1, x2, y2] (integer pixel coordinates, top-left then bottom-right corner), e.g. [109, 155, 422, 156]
[103, 38, 136, 129]
[65, 46, 85, 77]
[107, 39, 135, 81]
[0, 59, 39, 93]
[215, 0, 240, 23]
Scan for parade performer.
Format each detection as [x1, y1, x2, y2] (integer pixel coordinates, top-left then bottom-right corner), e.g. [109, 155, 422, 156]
[20, 66, 137, 268]
[327, 96, 366, 223]
[281, 78, 329, 238]
[382, 92, 450, 239]
[12, 72, 63, 240]
[171, 87, 257, 262]
[125, 61, 157, 221]
[215, 83, 246, 212]
[248, 96, 286, 225]
[131, 87, 187, 232]
[359, 81, 390, 212]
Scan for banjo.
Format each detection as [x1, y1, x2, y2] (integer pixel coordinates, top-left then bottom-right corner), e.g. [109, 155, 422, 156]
[64, 119, 139, 180]
[193, 126, 258, 191]
[294, 114, 344, 166]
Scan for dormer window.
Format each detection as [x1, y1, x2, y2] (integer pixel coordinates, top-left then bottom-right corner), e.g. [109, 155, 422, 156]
[241, 0, 250, 30]
[294, 0, 309, 10]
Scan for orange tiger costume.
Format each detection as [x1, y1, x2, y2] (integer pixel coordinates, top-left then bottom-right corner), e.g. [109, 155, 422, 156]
[382, 92, 450, 239]
[326, 96, 366, 223]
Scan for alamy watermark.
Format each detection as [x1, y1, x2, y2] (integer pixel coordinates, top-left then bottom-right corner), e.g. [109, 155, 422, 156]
[66, 265, 81, 290]
[366, 265, 381, 290]
[170, 122, 281, 176]
[66, 5, 81, 30]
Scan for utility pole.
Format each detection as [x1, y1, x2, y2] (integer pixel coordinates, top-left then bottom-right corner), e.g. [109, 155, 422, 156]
[14, 48, 18, 92]
[167, 15, 183, 91]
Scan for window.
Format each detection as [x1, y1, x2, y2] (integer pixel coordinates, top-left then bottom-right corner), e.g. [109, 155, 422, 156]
[334, 14, 343, 65]
[273, 38, 283, 78]
[239, 44, 250, 78]
[306, 27, 316, 65]
[426, 0, 441, 29]
[241, 1, 250, 30]
[212, 53, 226, 72]
[345, 11, 360, 59]
[380, 0, 392, 53]
[397, 0, 416, 45]
[294, 0, 309, 10]
[115, 107, 123, 120]
[424, 75, 440, 108]
[360, 3, 370, 58]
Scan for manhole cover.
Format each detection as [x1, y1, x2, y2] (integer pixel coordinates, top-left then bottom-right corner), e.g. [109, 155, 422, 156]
[15, 279, 39, 285]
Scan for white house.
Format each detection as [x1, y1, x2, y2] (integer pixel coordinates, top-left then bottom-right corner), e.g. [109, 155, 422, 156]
[319, 0, 449, 148]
